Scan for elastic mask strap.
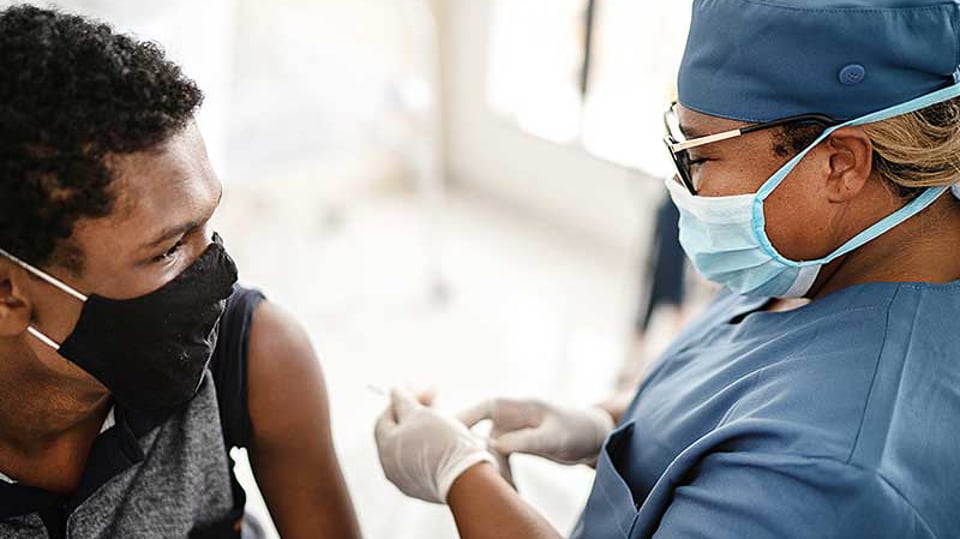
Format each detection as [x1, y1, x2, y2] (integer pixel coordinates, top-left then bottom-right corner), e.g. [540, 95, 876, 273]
[26, 326, 62, 350]
[782, 265, 821, 298]
[758, 82, 960, 200]
[0, 247, 85, 351]
[752, 82, 960, 266]
[816, 185, 949, 265]
[0, 248, 87, 302]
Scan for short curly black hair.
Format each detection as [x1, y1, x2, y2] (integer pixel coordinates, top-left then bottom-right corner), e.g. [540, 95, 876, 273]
[0, 4, 203, 271]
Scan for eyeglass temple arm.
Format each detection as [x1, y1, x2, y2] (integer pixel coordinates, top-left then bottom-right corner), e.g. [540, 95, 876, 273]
[740, 113, 838, 134]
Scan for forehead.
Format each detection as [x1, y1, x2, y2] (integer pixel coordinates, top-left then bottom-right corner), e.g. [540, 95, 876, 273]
[109, 123, 219, 223]
[66, 123, 221, 273]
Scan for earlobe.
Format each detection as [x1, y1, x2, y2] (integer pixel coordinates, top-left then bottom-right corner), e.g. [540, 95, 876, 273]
[0, 268, 32, 338]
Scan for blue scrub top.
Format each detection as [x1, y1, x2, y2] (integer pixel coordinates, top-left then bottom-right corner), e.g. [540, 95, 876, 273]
[574, 281, 960, 538]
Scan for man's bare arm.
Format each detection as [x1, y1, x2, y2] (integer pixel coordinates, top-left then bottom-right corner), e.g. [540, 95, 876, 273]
[247, 301, 361, 539]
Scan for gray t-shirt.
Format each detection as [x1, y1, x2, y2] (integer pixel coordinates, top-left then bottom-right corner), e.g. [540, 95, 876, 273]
[0, 286, 266, 538]
[0, 371, 237, 538]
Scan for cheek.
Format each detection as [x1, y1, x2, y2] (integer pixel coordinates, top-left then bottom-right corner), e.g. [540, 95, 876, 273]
[696, 146, 788, 197]
[28, 337, 107, 389]
[27, 278, 83, 343]
[762, 163, 833, 260]
[696, 161, 763, 196]
[23, 280, 105, 387]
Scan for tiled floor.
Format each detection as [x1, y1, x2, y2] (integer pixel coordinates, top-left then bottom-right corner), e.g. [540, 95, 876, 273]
[215, 177, 648, 538]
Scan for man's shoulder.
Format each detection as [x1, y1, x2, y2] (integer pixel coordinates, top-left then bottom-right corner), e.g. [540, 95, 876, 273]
[209, 284, 266, 450]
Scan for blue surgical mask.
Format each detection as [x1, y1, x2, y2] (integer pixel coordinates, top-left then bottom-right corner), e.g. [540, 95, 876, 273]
[667, 83, 960, 299]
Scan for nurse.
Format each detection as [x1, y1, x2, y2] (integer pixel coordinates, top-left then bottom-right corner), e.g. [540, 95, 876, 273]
[375, 0, 960, 537]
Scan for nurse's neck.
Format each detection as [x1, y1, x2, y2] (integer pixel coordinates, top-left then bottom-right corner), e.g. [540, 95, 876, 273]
[769, 194, 960, 312]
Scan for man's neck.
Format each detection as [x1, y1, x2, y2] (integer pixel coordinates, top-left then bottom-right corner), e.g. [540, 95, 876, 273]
[0, 338, 110, 492]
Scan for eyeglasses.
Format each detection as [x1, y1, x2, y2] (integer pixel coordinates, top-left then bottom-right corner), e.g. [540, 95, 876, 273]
[662, 102, 837, 195]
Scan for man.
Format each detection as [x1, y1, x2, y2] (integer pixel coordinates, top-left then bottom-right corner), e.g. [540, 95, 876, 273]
[0, 5, 360, 538]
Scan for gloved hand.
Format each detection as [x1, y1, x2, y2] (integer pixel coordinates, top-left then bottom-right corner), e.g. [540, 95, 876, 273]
[458, 398, 616, 465]
[375, 389, 498, 504]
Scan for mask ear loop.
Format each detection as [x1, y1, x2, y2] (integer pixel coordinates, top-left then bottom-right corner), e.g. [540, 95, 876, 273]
[26, 327, 62, 350]
[753, 81, 960, 267]
[0, 247, 88, 351]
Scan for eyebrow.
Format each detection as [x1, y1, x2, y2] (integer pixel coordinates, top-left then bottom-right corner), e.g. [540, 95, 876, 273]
[141, 187, 223, 251]
[143, 220, 202, 250]
[679, 122, 710, 139]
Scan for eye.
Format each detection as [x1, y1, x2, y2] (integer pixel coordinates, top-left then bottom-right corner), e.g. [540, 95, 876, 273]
[154, 239, 185, 263]
[689, 157, 711, 168]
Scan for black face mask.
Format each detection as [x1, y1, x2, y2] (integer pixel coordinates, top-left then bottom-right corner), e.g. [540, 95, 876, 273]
[0, 234, 238, 410]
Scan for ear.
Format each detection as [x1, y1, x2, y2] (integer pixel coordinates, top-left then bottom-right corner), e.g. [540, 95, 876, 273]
[0, 260, 32, 338]
[823, 126, 874, 203]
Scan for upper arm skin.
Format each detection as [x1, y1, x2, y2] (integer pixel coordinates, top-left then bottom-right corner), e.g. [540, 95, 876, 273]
[247, 300, 362, 539]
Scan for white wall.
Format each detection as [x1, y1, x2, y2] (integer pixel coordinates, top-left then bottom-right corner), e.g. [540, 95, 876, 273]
[436, 0, 663, 255]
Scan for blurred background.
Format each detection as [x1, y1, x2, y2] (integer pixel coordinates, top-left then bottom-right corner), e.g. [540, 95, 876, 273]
[2, 1, 711, 537]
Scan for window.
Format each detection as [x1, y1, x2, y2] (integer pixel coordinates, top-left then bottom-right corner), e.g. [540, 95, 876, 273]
[486, 0, 588, 144]
[487, 0, 693, 176]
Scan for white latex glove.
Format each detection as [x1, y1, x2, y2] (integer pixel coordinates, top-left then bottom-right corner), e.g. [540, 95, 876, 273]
[458, 399, 616, 465]
[375, 389, 498, 504]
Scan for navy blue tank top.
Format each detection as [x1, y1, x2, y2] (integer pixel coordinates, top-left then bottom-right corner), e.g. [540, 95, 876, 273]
[210, 285, 266, 525]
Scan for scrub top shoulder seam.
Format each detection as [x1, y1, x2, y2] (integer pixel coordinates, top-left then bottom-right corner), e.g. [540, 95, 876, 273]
[874, 469, 937, 538]
[741, 454, 935, 538]
[844, 285, 901, 467]
[837, 458, 937, 539]
[753, 455, 938, 539]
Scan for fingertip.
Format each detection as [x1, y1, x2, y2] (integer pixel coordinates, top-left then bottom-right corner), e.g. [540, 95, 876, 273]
[418, 388, 437, 406]
[488, 438, 507, 454]
[457, 400, 493, 427]
[390, 387, 421, 419]
[389, 387, 410, 400]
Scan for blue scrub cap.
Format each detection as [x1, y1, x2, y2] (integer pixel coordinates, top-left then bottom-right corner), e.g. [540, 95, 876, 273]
[678, 0, 960, 122]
